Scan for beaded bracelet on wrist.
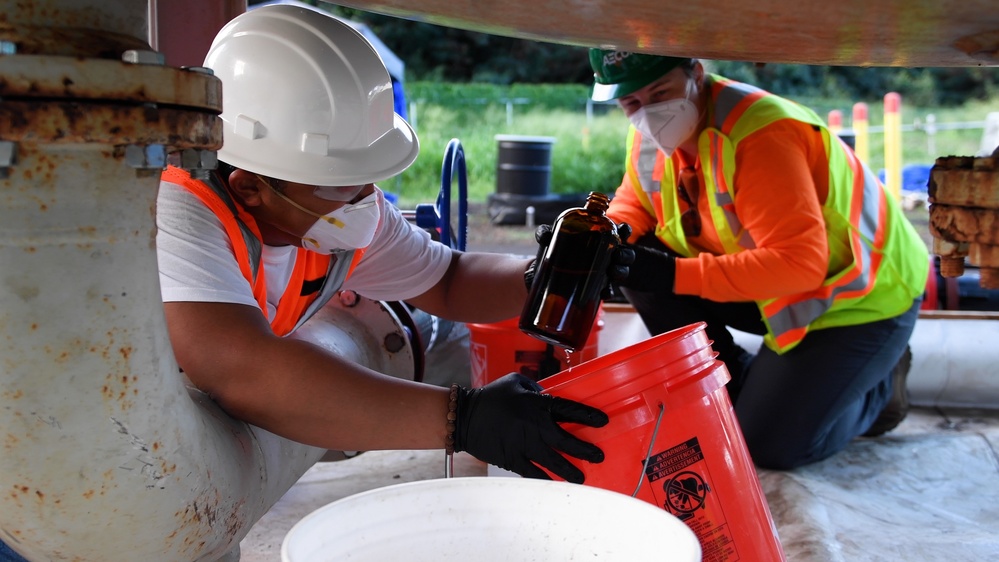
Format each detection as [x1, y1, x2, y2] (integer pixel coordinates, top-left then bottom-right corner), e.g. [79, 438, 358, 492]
[444, 383, 459, 455]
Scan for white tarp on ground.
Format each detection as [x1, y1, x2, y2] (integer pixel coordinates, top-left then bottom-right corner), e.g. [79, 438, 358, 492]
[760, 408, 999, 561]
[240, 407, 999, 562]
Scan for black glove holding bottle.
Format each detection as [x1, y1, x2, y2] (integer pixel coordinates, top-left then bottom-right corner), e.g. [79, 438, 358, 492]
[611, 241, 677, 292]
[453, 373, 608, 483]
[526, 222, 678, 294]
[525, 222, 638, 299]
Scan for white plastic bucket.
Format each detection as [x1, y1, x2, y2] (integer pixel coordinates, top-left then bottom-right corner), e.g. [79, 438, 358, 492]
[282, 477, 701, 562]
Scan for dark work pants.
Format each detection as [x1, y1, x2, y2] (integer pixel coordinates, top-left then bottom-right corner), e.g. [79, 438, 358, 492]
[620, 260, 920, 470]
[0, 540, 27, 562]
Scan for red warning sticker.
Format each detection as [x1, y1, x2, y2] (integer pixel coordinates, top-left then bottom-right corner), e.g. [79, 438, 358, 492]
[469, 342, 488, 386]
[645, 436, 739, 562]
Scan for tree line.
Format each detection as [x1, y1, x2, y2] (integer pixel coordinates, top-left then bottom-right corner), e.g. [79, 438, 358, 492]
[269, 1, 997, 107]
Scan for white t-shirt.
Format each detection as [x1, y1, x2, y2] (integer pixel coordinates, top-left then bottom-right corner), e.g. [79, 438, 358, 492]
[156, 180, 453, 319]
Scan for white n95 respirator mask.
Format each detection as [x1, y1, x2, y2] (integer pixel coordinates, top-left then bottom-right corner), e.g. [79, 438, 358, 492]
[266, 181, 381, 253]
[298, 192, 380, 253]
[628, 82, 701, 157]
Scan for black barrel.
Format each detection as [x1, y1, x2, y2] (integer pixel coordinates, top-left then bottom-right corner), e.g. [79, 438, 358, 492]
[495, 135, 557, 197]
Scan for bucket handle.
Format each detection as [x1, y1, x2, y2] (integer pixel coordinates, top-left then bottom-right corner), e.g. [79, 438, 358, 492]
[632, 402, 666, 497]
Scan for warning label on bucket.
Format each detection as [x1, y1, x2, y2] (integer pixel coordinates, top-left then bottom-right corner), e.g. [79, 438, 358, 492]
[469, 342, 489, 387]
[645, 436, 739, 562]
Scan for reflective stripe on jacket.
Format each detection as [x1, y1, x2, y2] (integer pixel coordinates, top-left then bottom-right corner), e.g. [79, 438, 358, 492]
[625, 75, 928, 353]
[162, 165, 364, 336]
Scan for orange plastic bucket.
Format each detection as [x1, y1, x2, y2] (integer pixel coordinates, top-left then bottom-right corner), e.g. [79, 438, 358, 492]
[541, 322, 786, 562]
[467, 307, 602, 387]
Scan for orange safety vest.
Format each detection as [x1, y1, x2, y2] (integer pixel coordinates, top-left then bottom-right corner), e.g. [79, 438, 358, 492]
[162, 166, 365, 336]
[624, 76, 928, 353]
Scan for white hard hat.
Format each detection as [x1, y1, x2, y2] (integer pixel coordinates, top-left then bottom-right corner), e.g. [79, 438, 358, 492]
[205, 4, 419, 186]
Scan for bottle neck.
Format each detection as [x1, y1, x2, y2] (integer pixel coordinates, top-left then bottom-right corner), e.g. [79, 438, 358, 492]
[583, 192, 609, 213]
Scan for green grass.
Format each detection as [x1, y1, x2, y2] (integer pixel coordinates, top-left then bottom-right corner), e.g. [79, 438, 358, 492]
[389, 104, 627, 209]
[386, 90, 995, 210]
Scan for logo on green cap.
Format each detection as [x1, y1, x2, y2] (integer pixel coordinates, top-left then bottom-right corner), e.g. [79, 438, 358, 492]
[588, 48, 691, 102]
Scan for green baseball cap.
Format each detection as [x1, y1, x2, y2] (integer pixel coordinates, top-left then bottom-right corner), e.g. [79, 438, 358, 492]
[589, 49, 691, 102]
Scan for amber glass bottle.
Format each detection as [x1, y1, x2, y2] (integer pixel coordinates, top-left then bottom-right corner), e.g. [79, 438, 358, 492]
[519, 191, 620, 351]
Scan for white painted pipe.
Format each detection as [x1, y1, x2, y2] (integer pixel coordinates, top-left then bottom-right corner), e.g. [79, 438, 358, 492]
[0, 140, 415, 561]
[0, 1, 418, 558]
[728, 317, 999, 410]
[906, 315, 999, 408]
[0, 152, 414, 560]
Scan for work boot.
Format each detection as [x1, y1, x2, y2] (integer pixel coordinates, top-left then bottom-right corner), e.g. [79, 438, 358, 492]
[863, 345, 913, 437]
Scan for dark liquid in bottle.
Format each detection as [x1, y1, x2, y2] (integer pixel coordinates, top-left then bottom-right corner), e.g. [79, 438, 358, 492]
[519, 193, 619, 352]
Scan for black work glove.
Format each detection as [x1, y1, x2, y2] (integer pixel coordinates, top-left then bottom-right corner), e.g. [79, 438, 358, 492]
[522, 224, 553, 290]
[454, 373, 608, 483]
[524, 223, 636, 301]
[613, 241, 677, 293]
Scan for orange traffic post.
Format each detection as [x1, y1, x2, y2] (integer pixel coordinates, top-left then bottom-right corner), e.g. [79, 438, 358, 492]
[883, 93, 902, 201]
[827, 109, 843, 136]
[852, 102, 870, 164]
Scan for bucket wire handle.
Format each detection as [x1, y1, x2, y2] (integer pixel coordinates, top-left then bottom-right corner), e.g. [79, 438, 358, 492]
[632, 402, 666, 497]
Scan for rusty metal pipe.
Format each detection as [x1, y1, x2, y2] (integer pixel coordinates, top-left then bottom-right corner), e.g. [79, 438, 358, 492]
[928, 155, 999, 289]
[0, 1, 416, 559]
[0, 133, 416, 561]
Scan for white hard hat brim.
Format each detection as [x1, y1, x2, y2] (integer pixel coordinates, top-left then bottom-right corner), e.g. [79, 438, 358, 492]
[219, 113, 419, 186]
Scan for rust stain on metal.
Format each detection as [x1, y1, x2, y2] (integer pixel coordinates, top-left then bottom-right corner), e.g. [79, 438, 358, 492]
[101, 369, 137, 411]
[4, 485, 49, 512]
[0, 25, 148, 59]
[0, 53, 222, 110]
[929, 156, 999, 208]
[0, 101, 221, 150]
[170, 493, 247, 557]
[8, 484, 30, 508]
[929, 205, 999, 245]
[929, 155, 999, 288]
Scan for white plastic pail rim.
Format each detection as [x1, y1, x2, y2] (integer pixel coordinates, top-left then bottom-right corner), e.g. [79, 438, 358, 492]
[282, 476, 701, 562]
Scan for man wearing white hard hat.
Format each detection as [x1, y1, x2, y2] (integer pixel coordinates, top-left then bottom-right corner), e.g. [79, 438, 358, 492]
[155, 5, 609, 482]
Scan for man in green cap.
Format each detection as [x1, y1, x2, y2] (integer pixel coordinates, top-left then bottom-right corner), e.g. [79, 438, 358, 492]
[592, 49, 929, 469]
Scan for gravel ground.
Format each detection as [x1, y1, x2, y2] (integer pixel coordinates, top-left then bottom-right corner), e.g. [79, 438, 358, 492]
[461, 202, 539, 256]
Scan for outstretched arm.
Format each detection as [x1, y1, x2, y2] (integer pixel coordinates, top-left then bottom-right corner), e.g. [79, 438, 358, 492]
[405, 252, 533, 324]
[165, 300, 450, 452]
[164, 298, 607, 482]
